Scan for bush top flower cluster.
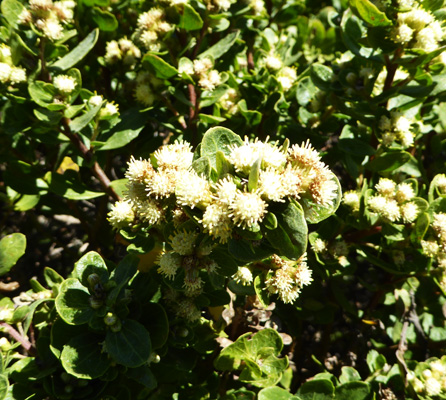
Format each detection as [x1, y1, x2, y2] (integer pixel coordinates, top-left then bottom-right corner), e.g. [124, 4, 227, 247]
[109, 134, 339, 244]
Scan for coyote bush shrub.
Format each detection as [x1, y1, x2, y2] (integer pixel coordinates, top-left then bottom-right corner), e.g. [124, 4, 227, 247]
[1, 0, 446, 398]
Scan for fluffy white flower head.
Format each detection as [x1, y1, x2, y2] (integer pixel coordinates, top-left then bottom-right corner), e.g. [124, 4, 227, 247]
[154, 141, 193, 171]
[0, 63, 11, 83]
[232, 267, 253, 286]
[375, 178, 396, 197]
[230, 190, 267, 228]
[42, 19, 64, 41]
[396, 183, 415, 203]
[108, 201, 134, 229]
[53, 74, 76, 94]
[343, 191, 360, 211]
[400, 202, 418, 223]
[175, 171, 211, 209]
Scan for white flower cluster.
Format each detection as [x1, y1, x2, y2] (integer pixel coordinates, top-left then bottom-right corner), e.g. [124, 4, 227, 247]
[136, 8, 173, 52]
[109, 136, 337, 305]
[104, 38, 141, 66]
[0, 45, 27, 86]
[391, 2, 445, 52]
[407, 357, 446, 397]
[265, 254, 313, 303]
[367, 178, 419, 223]
[378, 111, 415, 148]
[23, 0, 76, 41]
[202, 0, 235, 12]
[219, 88, 239, 114]
[421, 211, 446, 276]
[53, 74, 76, 94]
[179, 57, 222, 91]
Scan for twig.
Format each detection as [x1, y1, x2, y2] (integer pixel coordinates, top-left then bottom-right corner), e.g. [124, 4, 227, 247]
[0, 322, 36, 356]
[61, 118, 120, 201]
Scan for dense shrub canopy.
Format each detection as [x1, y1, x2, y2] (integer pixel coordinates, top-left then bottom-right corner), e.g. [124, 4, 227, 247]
[1, 0, 446, 399]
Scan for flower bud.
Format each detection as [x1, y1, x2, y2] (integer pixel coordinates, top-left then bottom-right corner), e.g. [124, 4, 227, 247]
[104, 312, 118, 326]
[110, 320, 122, 332]
[176, 327, 189, 338]
[89, 297, 103, 310]
[87, 273, 100, 287]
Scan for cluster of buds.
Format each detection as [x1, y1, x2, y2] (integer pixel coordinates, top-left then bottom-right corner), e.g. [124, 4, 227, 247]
[157, 230, 218, 297]
[219, 88, 239, 114]
[421, 209, 446, 276]
[20, 0, 76, 41]
[179, 57, 222, 91]
[264, 254, 313, 304]
[104, 38, 141, 66]
[136, 8, 173, 52]
[202, 0, 235, 12]
[53, 74, 76, 95]
[133, 71, 163, 107]
[390, 1, 445, 53]
[263, 52, 297, 91]
[367, 178, 419, 223]
[311, 237, 350, 266]
[407, 357, 446, 397]
[87, 93, 120, 120]
[0, 45, 27, 86]
[378, 111, 415, 148]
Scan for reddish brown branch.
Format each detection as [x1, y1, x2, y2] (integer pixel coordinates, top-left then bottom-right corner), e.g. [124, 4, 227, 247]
[0, 322, 36, 356]
[61, 119, 120, 201]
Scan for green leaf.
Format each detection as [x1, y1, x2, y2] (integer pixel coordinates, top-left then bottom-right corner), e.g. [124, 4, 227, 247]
[55, 278, 95, 325]
[297, 379, 335, 400]
[238, 100, 262, 126]
[1, 0, 26, 28]
[266, 201, 307, 260]
[0, 233, 26, 276]
[50, 29, 99, 71]
[127, 365, 157, 390]
[310, 64, 333, 91]
[301, 173, 342, 224]
[199, 31, 240, 60]
[105, 319, 151, 368]
[179, 4, 203, 31]
[228, 238, 274, 262]
[349, 0, 391, 26]
[61, 333, 110, 379]
[248, 158, 261, 192]
[69, 102, 102, 133]
[141, 302, 169, 349]
[335, 382, 372, 400]
[43, 267, 64, 289]
[0, 374, 8, 400]
[215, 329, 288, 388]
[411, 212, 430, 244]
[98, 108, 149, 151]
[366, 151, 411, 172]
[73, 251, 109, 287]
[366, 350, 386, 373]
[28, 81, 56, 107]
[296, 76, 317, 107]
[192, 156, 211, 178]
[143, 54, 178, 79]
[201, 126, 243, 170]
[45, 171, 105, 200]
[258, 387, 300, 400]
[339, 367, 361, 384]
[13, 194, 40, 211]
[92, 7, 118, 31]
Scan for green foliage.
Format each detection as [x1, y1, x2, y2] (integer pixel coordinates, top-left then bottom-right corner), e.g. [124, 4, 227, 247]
[2, 0, 446, 398]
